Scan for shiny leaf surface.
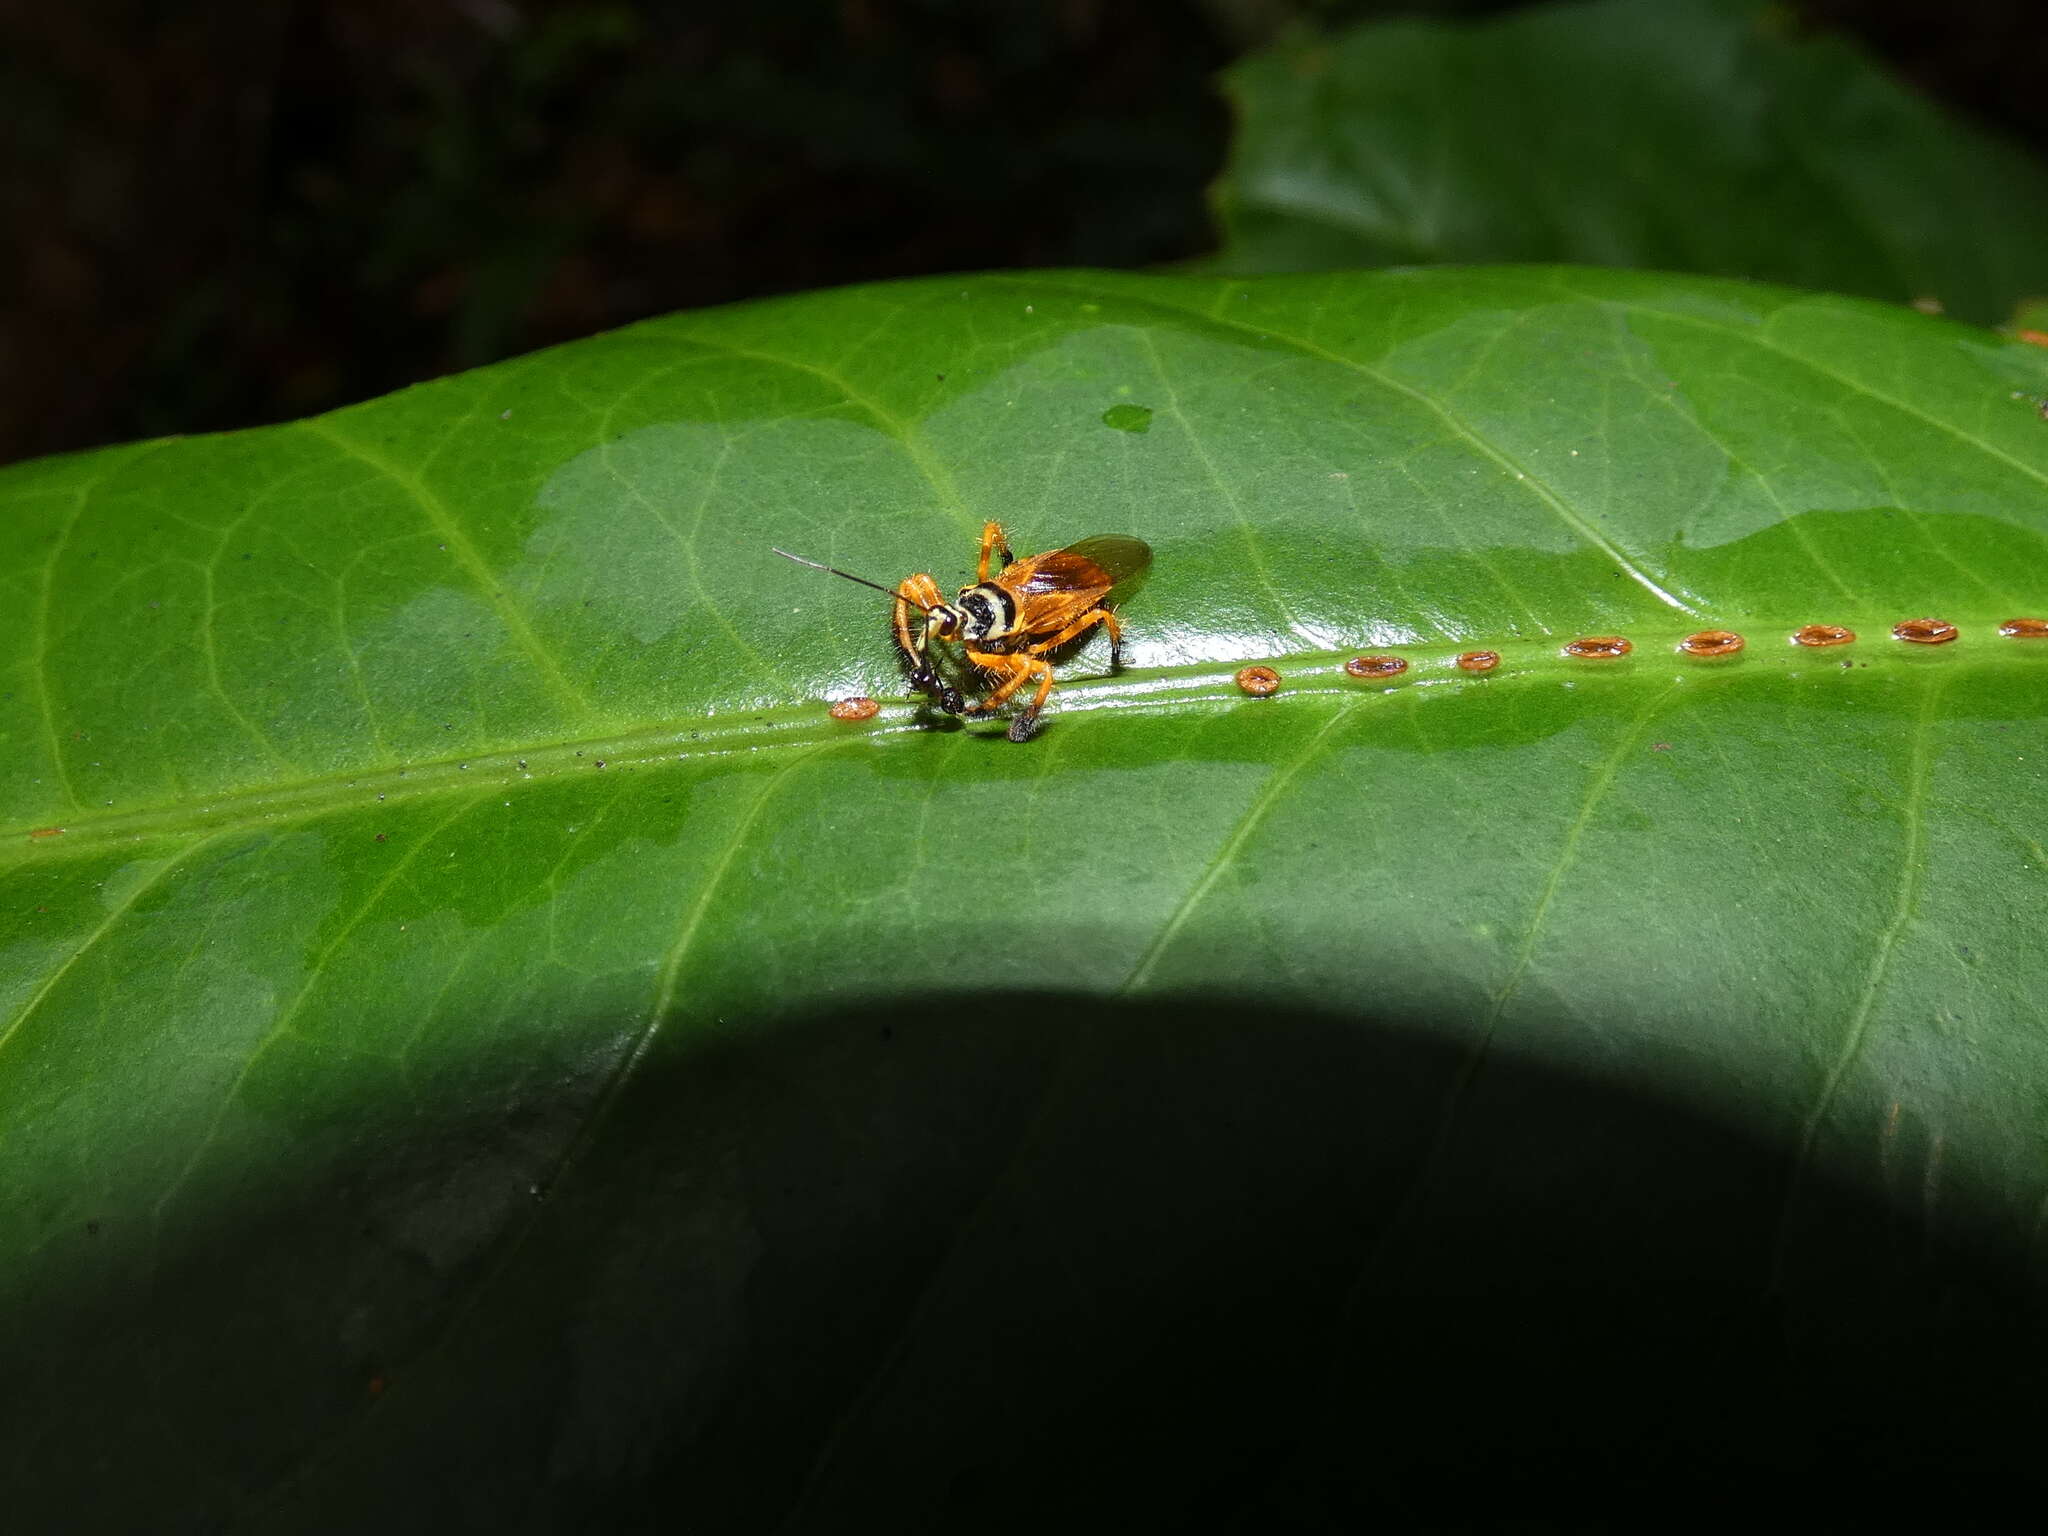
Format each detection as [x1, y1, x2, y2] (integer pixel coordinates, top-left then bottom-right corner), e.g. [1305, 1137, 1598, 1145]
[5, 266, 2048, 1526]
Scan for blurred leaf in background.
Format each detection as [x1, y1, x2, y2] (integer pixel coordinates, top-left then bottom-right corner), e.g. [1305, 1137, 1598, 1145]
[1210, 0, 2048, 324]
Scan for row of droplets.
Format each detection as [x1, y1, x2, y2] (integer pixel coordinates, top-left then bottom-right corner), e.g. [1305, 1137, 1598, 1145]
[1231, 616, 2048, 695]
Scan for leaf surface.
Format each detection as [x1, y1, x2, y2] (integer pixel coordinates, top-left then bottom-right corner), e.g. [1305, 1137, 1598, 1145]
[5, 265, 2048, 1526]
[1210, 0, 2048, 325]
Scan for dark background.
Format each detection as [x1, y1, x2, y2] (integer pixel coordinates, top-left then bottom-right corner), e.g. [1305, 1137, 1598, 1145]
[3, 0, 2045, 468]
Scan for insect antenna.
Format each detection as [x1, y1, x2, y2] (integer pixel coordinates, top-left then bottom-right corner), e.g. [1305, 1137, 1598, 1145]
[771, 547, 934, 611]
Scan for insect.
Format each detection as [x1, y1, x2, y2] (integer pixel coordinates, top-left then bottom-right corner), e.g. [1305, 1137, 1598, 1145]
[774, 521, 1151, 740]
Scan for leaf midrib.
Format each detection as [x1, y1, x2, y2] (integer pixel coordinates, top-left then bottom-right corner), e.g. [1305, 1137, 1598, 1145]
[7, 626, 2037, 863]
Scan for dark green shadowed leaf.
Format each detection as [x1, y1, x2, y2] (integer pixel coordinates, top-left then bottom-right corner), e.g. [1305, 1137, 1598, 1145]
[4, 266, 2048, 1527]
[1210, 0, 2048, 326]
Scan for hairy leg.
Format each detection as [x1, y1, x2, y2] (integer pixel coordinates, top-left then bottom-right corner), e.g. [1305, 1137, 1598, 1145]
[1007, 659, 1058, 742]
[1029, 605, 1117, 659]
[894, 573, 962, 712]
[960, 650, 1033, 714]
[976, 520, 1014, 583]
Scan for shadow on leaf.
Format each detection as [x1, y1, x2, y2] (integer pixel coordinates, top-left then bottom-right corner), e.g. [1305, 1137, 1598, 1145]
[10, 992, 2046, 1532]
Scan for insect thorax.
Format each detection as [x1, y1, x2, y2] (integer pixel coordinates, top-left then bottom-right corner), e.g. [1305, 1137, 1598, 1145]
[955, 583, 1019, 641]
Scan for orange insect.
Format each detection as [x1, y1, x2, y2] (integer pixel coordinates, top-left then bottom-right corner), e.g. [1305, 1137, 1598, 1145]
[775, 521, 1150, 740]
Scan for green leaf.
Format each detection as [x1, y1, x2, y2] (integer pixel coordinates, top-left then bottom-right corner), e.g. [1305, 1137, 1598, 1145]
[6, 266, 2048, 1524]
[1210, 0, 2048, 325]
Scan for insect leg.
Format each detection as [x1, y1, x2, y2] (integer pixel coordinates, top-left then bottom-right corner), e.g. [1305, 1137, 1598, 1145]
[890, 579, 924, 666]
[977, 520, 1014, 582]
[1007, 659, 1058, 743]
[1029, 606, 1118, 660]
[896, 574, 963, 712]
[959, 651, 1032, 714]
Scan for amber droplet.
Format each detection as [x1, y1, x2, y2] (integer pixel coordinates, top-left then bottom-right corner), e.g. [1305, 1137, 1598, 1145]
[1791, 624, 1855, 647]
[1678, 629, 1745, 657]
[1562, 635, 1632, 659]
[828, 696, 881, 721]
[1998, 617, 2048, 639]
[27, 826, 64, 840]
[1455, 650, 1501, 673]
[1892, 617, 1958, 645]
[1344, 655, 1408, 679]
[1235, 665, 1282, 696]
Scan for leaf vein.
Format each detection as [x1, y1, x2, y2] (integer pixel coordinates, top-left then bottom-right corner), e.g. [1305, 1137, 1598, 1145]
[1119, 698, 1363, 994]
[299, 418, 596, 722]
[991, 275, 1708, 618]
[148, 795, 493, 1228]
[1590, 289, 2048, 500]
[654, 333, 979, 538]
[0, 831, 228, 1070]
[1771, 674, 1943, 1283]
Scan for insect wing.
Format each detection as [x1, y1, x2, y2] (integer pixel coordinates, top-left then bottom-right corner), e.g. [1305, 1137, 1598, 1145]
[1060, 535, 1150, 585]
[1014, 549, 1111, 595]
[1024, 536, 1155, 602]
